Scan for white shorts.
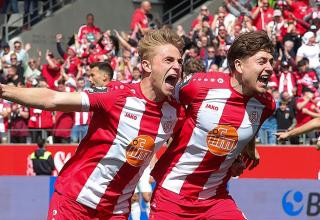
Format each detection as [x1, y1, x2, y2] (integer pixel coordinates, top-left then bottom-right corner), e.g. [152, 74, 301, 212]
[134, 166, 152, 193]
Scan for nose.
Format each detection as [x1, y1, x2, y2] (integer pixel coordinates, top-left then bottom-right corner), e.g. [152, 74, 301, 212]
[265, 61, 273, 74]
[172, 61, 182, 74]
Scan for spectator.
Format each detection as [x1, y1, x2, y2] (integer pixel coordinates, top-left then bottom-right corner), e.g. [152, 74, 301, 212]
[28, 78, 53, 143]
[71, 77, 89, 143]
[13, 40, 30, 64]
[213, 6, 236, 35]
[77, 13, 101, 44]
[239, 14, 257, 33]
[116, 50, 133, 83]
[52, 79, 74, 143]
[41, 50, 61, 90]
[130, 1, 152, 38]
[275, 101, 298, 144]
[23, 0, 39, 27]
[251, 0, 274, 30]
[215, 25, 233, 47]
[131, 66, 141, 83]
[0, 98, 10, 143]
[295, 86, 320, 143]
[31, 138, 55, 175]
[286, 0, 311, 35]
[192, 16, 215, 51]
[0, 42, 11, 69]
[296, 31, 320, 79]
[266, 9, 285, 41]
[277, 61, 297, 97]
[0, 0, 18, 14]
[9, 102, 29, 143]
[56, 34, 80, 77]
[183, 57, 205, 77]
[24, 57, 41, 86]
[203, 45, 221, 72]
[191, 5, 213, 31]
[296, 58, 318, 96]
[5, 65, 23, 86]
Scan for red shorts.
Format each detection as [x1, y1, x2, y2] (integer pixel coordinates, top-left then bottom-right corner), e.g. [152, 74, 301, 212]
[149, 186, 247, 220]
[47, 191, 128, 220]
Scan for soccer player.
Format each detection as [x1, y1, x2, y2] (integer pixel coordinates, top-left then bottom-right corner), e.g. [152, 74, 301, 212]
[276, 117, 320, 150]
[149, 30, 276, 220]
[0, 28, 185, 220]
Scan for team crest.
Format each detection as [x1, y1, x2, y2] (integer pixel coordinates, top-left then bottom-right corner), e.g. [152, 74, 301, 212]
[162, 120, 174, 133]
[249, 111, 258, 123]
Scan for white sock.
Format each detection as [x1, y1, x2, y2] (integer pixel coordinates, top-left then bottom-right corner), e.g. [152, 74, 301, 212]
[145, 201, 150, 217]
[131, 202, 141, 220]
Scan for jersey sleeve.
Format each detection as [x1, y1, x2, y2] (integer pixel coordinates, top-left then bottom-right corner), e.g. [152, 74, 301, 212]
[175, 73, 200, 106]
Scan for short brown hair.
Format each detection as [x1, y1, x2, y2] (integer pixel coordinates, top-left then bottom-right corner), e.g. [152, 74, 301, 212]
[183, 58, 205, 77]
[138, 28, 184, 61]
[89, 62, 114, 79]
[227, 31, 274, 72]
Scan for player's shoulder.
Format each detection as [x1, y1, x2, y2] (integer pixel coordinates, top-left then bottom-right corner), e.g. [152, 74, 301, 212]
[107, 81, 141, 96]
[255, 92, 276, 110]
[188, 71, 229, 86]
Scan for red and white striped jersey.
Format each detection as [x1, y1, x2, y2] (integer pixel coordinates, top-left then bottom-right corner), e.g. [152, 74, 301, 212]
[152, 72, 275, 200]
[54, 82, 185, 215]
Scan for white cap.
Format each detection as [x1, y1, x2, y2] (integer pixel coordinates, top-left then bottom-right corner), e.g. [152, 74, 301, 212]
[302, 31, 314, 44]
[273, 9, 282, 17]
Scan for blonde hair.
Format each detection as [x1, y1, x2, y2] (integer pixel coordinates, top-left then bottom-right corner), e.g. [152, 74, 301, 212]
[138, 28, 184, 61]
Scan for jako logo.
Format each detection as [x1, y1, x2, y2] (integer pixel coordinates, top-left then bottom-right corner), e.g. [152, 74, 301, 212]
[282, 190, 320, 217]
[282, 190, 304, 216]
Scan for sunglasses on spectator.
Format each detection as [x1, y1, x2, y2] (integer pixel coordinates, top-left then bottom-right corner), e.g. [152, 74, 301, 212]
[11, 57, 17, 60]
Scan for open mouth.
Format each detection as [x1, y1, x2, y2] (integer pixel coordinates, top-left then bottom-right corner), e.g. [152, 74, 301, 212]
[257, 74, 270, 88]
[165, 74, 178, 89]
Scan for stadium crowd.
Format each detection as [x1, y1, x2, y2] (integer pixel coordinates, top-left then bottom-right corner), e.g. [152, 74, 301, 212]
[0, 0, 319, 145]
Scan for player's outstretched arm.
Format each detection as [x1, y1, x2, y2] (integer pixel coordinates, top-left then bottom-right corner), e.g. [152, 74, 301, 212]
[0, 84, 82, 112]
[276, 117, 320, 140]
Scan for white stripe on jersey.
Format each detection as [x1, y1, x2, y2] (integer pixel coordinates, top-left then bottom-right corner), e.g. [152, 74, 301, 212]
[113, 102, 178, 213]
[199, 97, 265, 199]
[76, 97, 146, 209]
[161, 89, 232, 194]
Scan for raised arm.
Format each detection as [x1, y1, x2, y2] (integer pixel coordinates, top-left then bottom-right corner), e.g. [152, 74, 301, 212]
[276, 117, 320, 140]
[0, 84, 83, 112]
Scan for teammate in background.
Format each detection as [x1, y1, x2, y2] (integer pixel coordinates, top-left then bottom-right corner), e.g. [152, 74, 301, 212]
[31, 138, 55, 175]
[87, 61, 114, 91]
[150, 30, 276, 220]
[0, 28, 185, 219]
[276, 117, 320, 150]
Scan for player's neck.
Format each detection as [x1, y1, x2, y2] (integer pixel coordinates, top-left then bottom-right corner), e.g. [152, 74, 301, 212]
[230, 75, 254, 97]
[140, 78, 165, 102]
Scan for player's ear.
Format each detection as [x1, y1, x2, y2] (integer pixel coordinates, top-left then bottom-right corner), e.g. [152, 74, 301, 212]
[234, 59, 243, 74]
[141, 60, 152, 73]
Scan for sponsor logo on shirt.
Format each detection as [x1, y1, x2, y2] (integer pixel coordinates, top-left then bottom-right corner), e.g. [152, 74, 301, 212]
[124, 112, 138, 120]
[205, 103, 219, 111]
[206, 125, 238, 156]
[126, 135, 155, 167]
